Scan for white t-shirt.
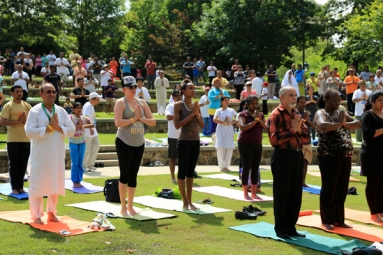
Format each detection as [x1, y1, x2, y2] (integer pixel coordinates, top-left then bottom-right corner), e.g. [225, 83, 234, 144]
[374, 76, 383, 92]
[82, 102, 98, 137]
[199, 95, 210, 118]
[165, 103, 181, 139]
[46, 54, 57, 66]
[54, 58, 70, 74]
[135, 87, 151, 102]
[261, 87, 268, 100]
[100, 70, 112, 87]
[251, 77, 263, 98]
[352, 89, 372, 116]
[207, 66, 217, 77]
[11, 71, 29, 91]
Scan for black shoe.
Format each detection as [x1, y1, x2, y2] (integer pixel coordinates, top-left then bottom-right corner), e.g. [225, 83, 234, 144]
[193, 171, 202, 179]
[235, 211, 257, 220]
[243, 205, 266, 216]
[288, 232, 306, 238]
[276, 233, 291, 239]
[99, 162, 104, 168]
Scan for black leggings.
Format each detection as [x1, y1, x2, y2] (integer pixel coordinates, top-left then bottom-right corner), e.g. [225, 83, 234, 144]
[238, 142, 262, 185]
[115, 137, 145, 187]
[177, 140, 200, 180]
[366, 175, 383, 215]
[234, 84, 244, 100]
[7, 142, 30, 190]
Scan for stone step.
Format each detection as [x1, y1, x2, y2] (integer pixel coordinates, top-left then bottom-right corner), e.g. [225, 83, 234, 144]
[96, 152, 118, 160]
[94, 159, 119, 167]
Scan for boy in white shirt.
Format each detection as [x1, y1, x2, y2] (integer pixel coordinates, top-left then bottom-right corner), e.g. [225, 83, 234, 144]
[135, 76, 151, 102]
[165, 90, 182, 183]
[352, 80, 372, 143]
[260, 82, 269, 115]
[199, 87, 211, 136]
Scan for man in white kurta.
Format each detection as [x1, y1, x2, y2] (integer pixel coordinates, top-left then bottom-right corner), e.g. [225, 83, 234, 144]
[25, 83, 76, 224]
[154, 70, 169, 115]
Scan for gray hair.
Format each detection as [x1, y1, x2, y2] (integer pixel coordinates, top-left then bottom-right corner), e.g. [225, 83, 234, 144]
[279, 86, 296, 97]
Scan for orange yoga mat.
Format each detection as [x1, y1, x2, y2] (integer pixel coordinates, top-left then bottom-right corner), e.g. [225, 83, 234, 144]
[314, 208, 383, 227]
[0, 210, 106, 236]
[307, 172, 359, 182]
[297, 213, 383, 242]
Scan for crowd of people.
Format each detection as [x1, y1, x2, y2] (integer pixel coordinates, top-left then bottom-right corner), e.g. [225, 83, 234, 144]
[1, 47, 383, 239]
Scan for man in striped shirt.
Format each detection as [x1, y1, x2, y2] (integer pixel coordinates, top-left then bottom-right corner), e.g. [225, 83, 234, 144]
[267, 86, 310, 239]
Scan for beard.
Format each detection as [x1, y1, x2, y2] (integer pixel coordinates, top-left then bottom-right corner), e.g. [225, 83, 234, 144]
[289, 102, 297, 108]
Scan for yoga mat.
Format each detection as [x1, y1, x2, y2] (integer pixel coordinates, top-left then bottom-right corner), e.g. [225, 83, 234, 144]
[0, 183, 29, 200]
[307, 172, 359, 182]
[66, 201, 176, 220]
[229, 222, 365, 255]
[302, 184, 321, 195]
[297, 213, 383, 242]
[0, 210, 105, 236]
[314, 208, 383, 227]
[134, 195, 231, 214]
[64, 179, 103, 194]
[201, 173, 273, 184]
[192, 186, 273, 202]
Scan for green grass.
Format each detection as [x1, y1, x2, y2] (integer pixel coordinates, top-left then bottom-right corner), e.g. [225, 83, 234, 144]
[0, 171, 371, 254]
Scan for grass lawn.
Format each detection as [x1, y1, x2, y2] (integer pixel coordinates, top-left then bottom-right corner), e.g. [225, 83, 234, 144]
[0, 171, 371, 254]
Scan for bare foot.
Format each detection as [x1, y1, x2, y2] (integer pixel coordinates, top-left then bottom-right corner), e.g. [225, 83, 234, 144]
[371, 214, 383, 222]
[334, 223, 352, 228]
[302, 184, 310, 188]
[251, 194, 262, 200]
[189, 203, 199, 211]
[18, 189, 26, 194]
[127, 207, 138, 216]
[322, 223, 334, 230]
[220, 168, 231, 172]
[33, 218, 44, 225]
[171, 178, 177, 184]
[11, 190, 19, 195]
[47, 213, 59, 222]
[73, 183, 83, 188]
[244, 194, 253, 200]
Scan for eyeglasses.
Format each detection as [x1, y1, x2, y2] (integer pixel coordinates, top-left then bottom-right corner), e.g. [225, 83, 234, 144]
[45, 90, 57, 94]
[128, 85, 137, 89]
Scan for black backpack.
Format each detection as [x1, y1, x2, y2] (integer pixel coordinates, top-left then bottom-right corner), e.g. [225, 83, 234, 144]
[104, 179, 120, 203]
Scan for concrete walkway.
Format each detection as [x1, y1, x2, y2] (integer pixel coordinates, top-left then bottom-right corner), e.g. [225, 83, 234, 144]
[65, 165, 323, 179]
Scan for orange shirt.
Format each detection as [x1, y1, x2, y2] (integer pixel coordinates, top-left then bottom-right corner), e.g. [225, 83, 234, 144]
[109, 60, 118, 74]
[344, 75, 360, 94]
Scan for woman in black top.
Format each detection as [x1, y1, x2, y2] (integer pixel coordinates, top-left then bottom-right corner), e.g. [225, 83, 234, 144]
[314, 89, 361, 230]
[360, 92, 383, 222]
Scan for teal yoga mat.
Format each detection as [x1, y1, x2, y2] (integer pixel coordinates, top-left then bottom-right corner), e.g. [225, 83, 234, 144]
[229, 222, 365, 254]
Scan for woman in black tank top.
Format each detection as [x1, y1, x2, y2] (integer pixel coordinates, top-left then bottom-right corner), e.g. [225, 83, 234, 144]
[174, 81, 204, 210]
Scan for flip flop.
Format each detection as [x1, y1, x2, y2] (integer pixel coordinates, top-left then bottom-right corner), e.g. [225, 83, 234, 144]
[230, 183, 242, 187]
[197, 198, 214, 204]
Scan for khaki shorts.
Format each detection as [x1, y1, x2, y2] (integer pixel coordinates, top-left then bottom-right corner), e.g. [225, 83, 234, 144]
[106, 97, 114, 106]
[302, 144, 313, 163]
[59, 73, 68, 83]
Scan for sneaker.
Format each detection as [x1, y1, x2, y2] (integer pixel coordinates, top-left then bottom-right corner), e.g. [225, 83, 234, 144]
[243, 205, 266, 216]
[91, 167, 97, 171]
[87, 168, 91, 172]
[235, 211, 257, 220]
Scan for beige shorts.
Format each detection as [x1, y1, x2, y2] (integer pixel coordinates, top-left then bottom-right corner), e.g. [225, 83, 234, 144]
[59, 73, 68, 83]
[302, 144, 313, 163]
[106, 97, 114, 106]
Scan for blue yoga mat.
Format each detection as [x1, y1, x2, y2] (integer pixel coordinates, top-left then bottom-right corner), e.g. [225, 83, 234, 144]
[0, 183, 29, 200]
[303, 184, 321, 195]
[64, 179, 103, 194]
[229, 222, 365, 254]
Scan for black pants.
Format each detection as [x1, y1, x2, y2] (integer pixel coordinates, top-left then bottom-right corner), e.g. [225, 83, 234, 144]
[366, 176, 383, 215]
[271, 149, 304, 235]
[115, 138, 145, 187]
[262, 100, 268, 115]
[238, 142, 262, 185]
[7, 142, 30, 190]
[234, 84, 244, 100]
[208, 76, 215, 87]
[346, 93, 355, 113]
[22, 90, 28, 102]
[177, 140, 200, 180]
[318, 156, 351, 225]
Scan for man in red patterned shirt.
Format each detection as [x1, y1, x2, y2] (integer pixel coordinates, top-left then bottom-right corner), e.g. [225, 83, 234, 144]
[267, 86, 310, 239]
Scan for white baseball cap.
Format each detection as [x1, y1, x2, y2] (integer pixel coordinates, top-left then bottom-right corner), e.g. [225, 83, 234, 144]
[89, 92, 102, 99]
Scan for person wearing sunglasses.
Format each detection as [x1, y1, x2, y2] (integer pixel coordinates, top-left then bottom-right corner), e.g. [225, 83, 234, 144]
[114, 76, 156, 216]
[25, 83, 76, 224]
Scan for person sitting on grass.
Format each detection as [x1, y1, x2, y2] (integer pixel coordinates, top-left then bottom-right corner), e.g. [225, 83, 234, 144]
[69, 102, 94, 188]
[64, 97, 73, 114]
[104, 79, 115, 114]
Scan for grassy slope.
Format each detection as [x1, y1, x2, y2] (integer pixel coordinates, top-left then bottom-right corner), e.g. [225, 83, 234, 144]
[0, 171, 371, 255]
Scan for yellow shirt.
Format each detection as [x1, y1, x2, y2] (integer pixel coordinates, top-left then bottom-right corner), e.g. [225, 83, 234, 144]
[1, 101, 32, 142]
[220, 77, 229, 87]
[306, 78, 318, 92]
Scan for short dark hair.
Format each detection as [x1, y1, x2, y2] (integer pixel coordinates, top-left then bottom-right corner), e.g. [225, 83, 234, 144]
[73, 102, 82, 110]
[11, 85, 23, 92]
[77, 77, 84, 82]
[297, 96, 306, 103]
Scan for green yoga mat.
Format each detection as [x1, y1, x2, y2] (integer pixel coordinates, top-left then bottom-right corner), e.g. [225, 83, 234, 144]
[229, 222, 365, 254]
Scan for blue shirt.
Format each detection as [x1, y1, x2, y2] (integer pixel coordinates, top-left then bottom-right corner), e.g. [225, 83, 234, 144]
[193, 63, 200, 77]
[208, 87, 230, 114]
[121, 60, 132, 74]
[295, 69, 305, 83]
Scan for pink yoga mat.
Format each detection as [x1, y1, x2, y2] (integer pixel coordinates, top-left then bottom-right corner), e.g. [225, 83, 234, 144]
[193, 186, 273, 202]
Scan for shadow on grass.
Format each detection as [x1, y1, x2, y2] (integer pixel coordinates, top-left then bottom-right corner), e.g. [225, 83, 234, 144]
[127, 219, 172, 234]
[4, 196, 29, 204]
[29, 227, 67, 242]
[186, 213, 224, 226]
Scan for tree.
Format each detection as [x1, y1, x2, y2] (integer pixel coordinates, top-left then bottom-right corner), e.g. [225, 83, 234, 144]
[192, 0, 322, 71]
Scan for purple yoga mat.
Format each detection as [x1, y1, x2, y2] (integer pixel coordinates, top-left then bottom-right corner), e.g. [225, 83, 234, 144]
[64, 179, 103, 194]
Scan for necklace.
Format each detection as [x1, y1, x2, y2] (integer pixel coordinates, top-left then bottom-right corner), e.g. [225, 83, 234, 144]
[183, 100, 193, 111]
[42, 103, 55, 121]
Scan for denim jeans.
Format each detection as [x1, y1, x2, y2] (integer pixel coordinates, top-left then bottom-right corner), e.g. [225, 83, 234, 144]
[69, 143, 86, 183]
[202, 117, 211, 136]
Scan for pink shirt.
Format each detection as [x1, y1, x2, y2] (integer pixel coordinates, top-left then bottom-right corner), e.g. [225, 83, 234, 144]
[240, 90, 257, 99]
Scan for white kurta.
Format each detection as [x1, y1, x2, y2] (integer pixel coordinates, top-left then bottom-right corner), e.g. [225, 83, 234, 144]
[25, 103, 76, 197]
[214, 107, 237, 149]
[154, 77, 169, 114]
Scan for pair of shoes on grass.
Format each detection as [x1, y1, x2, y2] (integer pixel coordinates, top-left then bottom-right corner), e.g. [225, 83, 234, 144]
[235, 205, 266, 220]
